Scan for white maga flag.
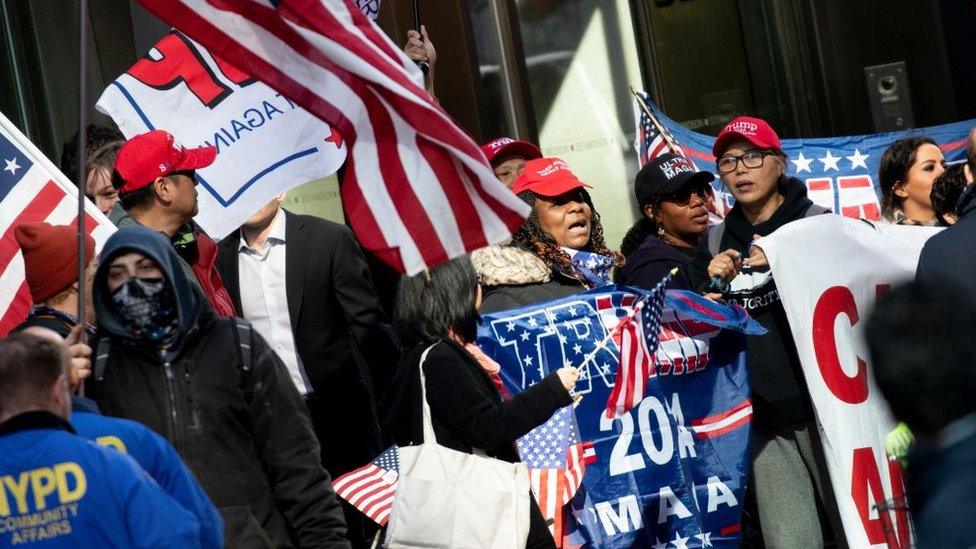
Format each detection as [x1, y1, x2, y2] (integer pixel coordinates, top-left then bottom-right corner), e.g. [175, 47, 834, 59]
[97, 30, 346, 239]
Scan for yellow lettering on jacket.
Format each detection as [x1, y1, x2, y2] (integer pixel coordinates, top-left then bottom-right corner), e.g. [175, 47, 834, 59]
[0, 462, 87, 517]
[2, 473, 30, 515]
[29, 468, 56, 510]
[95, 435, 127, 453]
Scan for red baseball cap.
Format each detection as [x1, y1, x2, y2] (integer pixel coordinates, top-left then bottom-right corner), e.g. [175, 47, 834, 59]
[115, 130, 216, 193]
[712, 116, 783, 157]
[481, 137, 543, 166]
[511, 158, 590, 197]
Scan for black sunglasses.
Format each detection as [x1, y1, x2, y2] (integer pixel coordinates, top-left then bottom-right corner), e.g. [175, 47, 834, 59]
[659, 180, 714, 205]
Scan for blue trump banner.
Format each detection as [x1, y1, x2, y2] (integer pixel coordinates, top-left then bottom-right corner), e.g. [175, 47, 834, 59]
[477, 287, 766, 548]
[634, 90, 974, 221]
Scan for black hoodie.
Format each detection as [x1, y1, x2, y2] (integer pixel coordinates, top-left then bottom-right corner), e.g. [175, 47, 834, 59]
[92, 226, 350, 549]
[690, 177, 820, 429]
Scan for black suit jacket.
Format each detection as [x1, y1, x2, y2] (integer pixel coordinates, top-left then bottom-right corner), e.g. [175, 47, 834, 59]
[218, 211, 400, 472]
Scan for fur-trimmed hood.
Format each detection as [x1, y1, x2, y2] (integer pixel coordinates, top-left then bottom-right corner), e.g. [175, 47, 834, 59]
[471, 244, 551, 286]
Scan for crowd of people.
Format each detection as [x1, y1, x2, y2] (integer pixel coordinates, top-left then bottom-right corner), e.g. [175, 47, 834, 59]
[1, 28, 974, 549]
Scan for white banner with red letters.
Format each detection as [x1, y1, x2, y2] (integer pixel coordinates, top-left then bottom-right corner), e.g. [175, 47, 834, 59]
[761, 214, 940, 548]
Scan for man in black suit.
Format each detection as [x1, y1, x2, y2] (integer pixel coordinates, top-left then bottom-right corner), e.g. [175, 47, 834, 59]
[217, 195, 400, 548]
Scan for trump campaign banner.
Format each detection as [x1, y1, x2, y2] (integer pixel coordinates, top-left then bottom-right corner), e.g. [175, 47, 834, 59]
[96, 31, 346, 239]
[637, 92, 972, 220]
[478, 287, 766, 548]
[761, 215, 940, 548]
[0, 111, 116, 335]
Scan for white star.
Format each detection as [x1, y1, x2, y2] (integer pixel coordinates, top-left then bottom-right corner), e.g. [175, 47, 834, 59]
[573, 343, 582, 355]
[520, 331, 529, 342]
[528, 317, 538, 327]
[846, 148, 869, 170]
[600, 362, 610, 374]
[791, 152, 813, 173]
[506, 321, 516, 332]
[819, 150, 841, 171]
[568, 306, 577, 316]
[525, 356, 534, 365]
[652, 538, 668, 549]
[694, 530, 713, 547]
[3, 158, 20, 175]
[670, 531, 689, 549]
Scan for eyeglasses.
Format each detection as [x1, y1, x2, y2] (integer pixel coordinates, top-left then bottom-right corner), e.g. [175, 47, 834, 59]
[716, 150, 778, 175]
[660, 181, 714, 206]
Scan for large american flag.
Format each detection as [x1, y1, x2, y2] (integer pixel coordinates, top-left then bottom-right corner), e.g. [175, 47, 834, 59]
[134, 0, 530, 275]
[602, 273, 670, 418]
[0, 113, 115, 336]
[517, 405, 596, 547]
[332, 445, 399, 525]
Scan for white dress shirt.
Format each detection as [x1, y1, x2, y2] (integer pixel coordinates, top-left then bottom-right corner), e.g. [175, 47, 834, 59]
[238, 210, 312, 395]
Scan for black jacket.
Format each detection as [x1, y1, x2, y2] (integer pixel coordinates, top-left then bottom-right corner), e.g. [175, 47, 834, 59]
[616, 234, 696, 290]
[92, 226, 350, 549]
[476, 244, 587, 314]
[907, 424, 976, 548]
[217, 210, 400, 475]
[380, 340, 571, 549]
[689, 178, 818, 428]
[917, 183, 976, 298]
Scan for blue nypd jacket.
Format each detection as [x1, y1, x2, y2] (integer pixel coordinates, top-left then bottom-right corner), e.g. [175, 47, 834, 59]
[0, 411, 201, 548]
[70, 398, 222, 548]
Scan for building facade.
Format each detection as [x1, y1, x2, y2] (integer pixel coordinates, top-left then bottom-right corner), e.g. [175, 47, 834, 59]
[2, 0, 974, 245]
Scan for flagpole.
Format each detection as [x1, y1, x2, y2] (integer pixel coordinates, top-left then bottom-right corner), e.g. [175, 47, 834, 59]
[629, 86, 680, 155]
[76, 0, 89, 336]
[411, 0, 429, 75]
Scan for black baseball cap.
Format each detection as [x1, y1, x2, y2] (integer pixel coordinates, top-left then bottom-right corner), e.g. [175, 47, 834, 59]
[634, 153, 715, 206]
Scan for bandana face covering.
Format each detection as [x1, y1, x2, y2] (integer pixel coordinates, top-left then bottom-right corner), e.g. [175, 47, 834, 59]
[111, 277, 178, 343]
[562, 247, 615, 287]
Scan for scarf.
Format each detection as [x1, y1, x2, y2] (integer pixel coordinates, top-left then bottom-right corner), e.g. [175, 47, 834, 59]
[562, 248, 615, 287]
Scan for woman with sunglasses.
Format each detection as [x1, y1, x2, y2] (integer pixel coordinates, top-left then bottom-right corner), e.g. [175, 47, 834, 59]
[617, 153, 714, 290]
[689, 117, 838, 548]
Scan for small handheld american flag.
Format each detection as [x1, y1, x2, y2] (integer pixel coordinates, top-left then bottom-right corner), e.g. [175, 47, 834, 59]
[517, 406, 597, 546]
[332, 445, 399, 526]
[605, 272, 671, 418]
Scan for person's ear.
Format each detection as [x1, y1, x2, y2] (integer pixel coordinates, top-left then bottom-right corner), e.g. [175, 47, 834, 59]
[893, 182, 909, 199]
[642, 203, 656, 221]
[50, 373, 71, 416]
[275, 192, 287, 205]
[152, 176, 173, 204]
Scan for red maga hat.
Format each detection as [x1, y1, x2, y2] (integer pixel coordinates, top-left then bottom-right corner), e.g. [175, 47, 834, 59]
[511, 158, 590, 197]
[115, 130, 216, 193]
[481, 137, 543, 166]
[712, 116, 783, 157]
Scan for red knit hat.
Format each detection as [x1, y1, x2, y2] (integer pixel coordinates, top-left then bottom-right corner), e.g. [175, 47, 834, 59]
[14, 223, 96, 304]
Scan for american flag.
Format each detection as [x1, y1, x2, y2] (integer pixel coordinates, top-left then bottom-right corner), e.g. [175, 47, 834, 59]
[0, 112, 115, 336]
[517, 406, 596, 547]
[332, 445, 399, 525]
[134, 0, 530, 275]
[603, 273, 670, 418]
[633, 90, 687, 168]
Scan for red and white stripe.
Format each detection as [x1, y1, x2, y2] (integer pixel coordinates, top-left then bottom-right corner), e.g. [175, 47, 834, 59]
[0, 114, 115, 336]
[604, 301, 656, 418]
[332, 462, 397, 525]
[690, 399, 753, 440]
[135, 0, 530, 275]
[528, 441, 596, 545]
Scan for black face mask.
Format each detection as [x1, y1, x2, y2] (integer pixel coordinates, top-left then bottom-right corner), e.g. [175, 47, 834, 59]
[111, 277, 177, 343]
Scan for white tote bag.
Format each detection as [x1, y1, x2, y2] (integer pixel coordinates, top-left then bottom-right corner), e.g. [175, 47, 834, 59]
[384, 343, 532, 549]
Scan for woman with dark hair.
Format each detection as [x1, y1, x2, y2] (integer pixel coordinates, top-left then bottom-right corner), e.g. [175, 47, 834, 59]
[930, 163, 967, 226]
[689, 116, 840, 548]
[380, 256, 579, 549]
[476, 158, 621, 314]
[879, 136, 945, 225]
[616, 153, 713, 290]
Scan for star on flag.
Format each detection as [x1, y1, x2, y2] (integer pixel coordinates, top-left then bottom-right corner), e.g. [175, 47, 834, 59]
[3, 157, 20, 175]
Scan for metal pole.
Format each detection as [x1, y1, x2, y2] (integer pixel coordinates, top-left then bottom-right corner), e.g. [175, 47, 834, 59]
[411, 0, 429, 74]
[76, 0, 88, 333]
